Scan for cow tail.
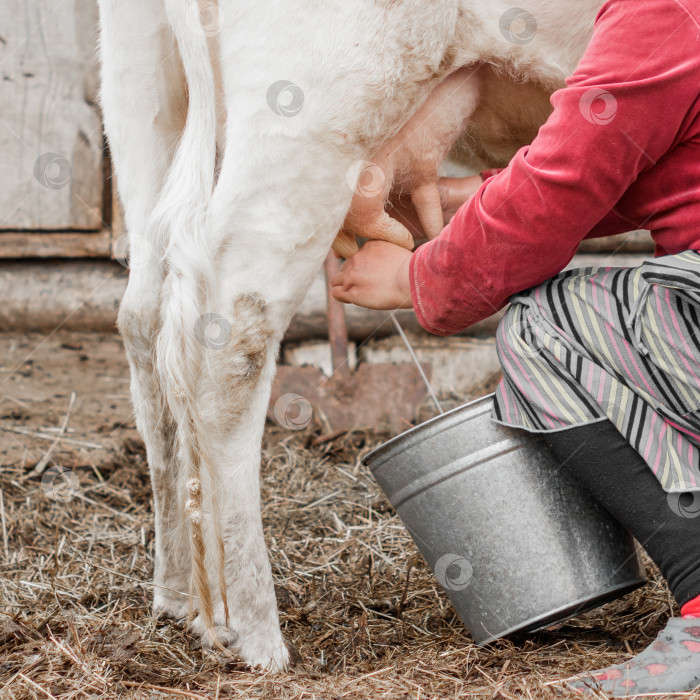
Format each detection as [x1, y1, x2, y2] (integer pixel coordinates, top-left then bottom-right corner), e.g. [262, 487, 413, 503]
[150, 0, 230, 646]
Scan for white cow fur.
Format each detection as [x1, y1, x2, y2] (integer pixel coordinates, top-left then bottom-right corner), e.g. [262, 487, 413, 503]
[97, 0, 603, 670]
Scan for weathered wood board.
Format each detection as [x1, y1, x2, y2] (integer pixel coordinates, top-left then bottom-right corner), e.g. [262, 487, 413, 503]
[0, 252, 651, 334]
[0, 230, 112, 258]
[0, 0, 103, 230]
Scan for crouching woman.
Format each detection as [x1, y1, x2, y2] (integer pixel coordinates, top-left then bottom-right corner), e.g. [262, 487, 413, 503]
[332, 0, 700, 693]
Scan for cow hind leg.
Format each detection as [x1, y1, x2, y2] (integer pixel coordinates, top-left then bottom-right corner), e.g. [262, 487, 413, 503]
[153, 0, 469, 670]
[97, 0, 192, 620]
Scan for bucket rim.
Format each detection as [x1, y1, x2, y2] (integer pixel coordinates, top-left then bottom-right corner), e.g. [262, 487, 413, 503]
[362, 393, 495, 472]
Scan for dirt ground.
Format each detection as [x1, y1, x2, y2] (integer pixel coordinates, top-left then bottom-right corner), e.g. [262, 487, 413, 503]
[0, 332, 695, 699]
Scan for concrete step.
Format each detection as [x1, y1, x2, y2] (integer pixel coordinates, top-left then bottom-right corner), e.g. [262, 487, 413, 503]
[358, 335, 501, 397]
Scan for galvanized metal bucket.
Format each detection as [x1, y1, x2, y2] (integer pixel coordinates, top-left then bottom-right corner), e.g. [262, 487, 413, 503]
[363, 394, 646, 645]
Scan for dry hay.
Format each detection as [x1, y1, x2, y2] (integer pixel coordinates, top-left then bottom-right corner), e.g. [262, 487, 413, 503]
[0, 334, 698, 699]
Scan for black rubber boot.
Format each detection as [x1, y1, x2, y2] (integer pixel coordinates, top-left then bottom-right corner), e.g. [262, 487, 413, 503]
[543, 420, 700, 606]
[543, 421, 700, 695]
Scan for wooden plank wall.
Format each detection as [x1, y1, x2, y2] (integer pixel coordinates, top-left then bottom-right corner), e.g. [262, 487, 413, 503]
[0, 0, 105, 237]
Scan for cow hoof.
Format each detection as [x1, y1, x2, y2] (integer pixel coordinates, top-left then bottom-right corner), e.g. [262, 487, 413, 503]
[237, 631, 290, 672]
[190, 614, 290, 671]
[197, 624, 239, 650]
[153, 590, 190, 622]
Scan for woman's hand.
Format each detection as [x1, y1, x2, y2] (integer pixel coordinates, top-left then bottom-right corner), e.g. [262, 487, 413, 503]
[387, 175, 483, 240]
[437, 175, 483, 223]
[331, 240, 413, 310]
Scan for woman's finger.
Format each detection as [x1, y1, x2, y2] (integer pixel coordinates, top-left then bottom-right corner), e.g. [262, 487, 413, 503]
[437, 175, 483, 213]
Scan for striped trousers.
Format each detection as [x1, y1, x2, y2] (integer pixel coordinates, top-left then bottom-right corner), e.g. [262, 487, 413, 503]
[493, 250, 700, 494]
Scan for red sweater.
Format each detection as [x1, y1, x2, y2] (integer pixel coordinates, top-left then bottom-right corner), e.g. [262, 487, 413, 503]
[410, 0, 700, 336]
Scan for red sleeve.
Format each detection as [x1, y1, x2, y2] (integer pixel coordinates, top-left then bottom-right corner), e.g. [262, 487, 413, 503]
[481, 168, 635, 240]
[411, 0, 700, 335]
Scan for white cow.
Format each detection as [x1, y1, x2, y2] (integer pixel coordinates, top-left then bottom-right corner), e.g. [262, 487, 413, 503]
[97, 0, 602, 670]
